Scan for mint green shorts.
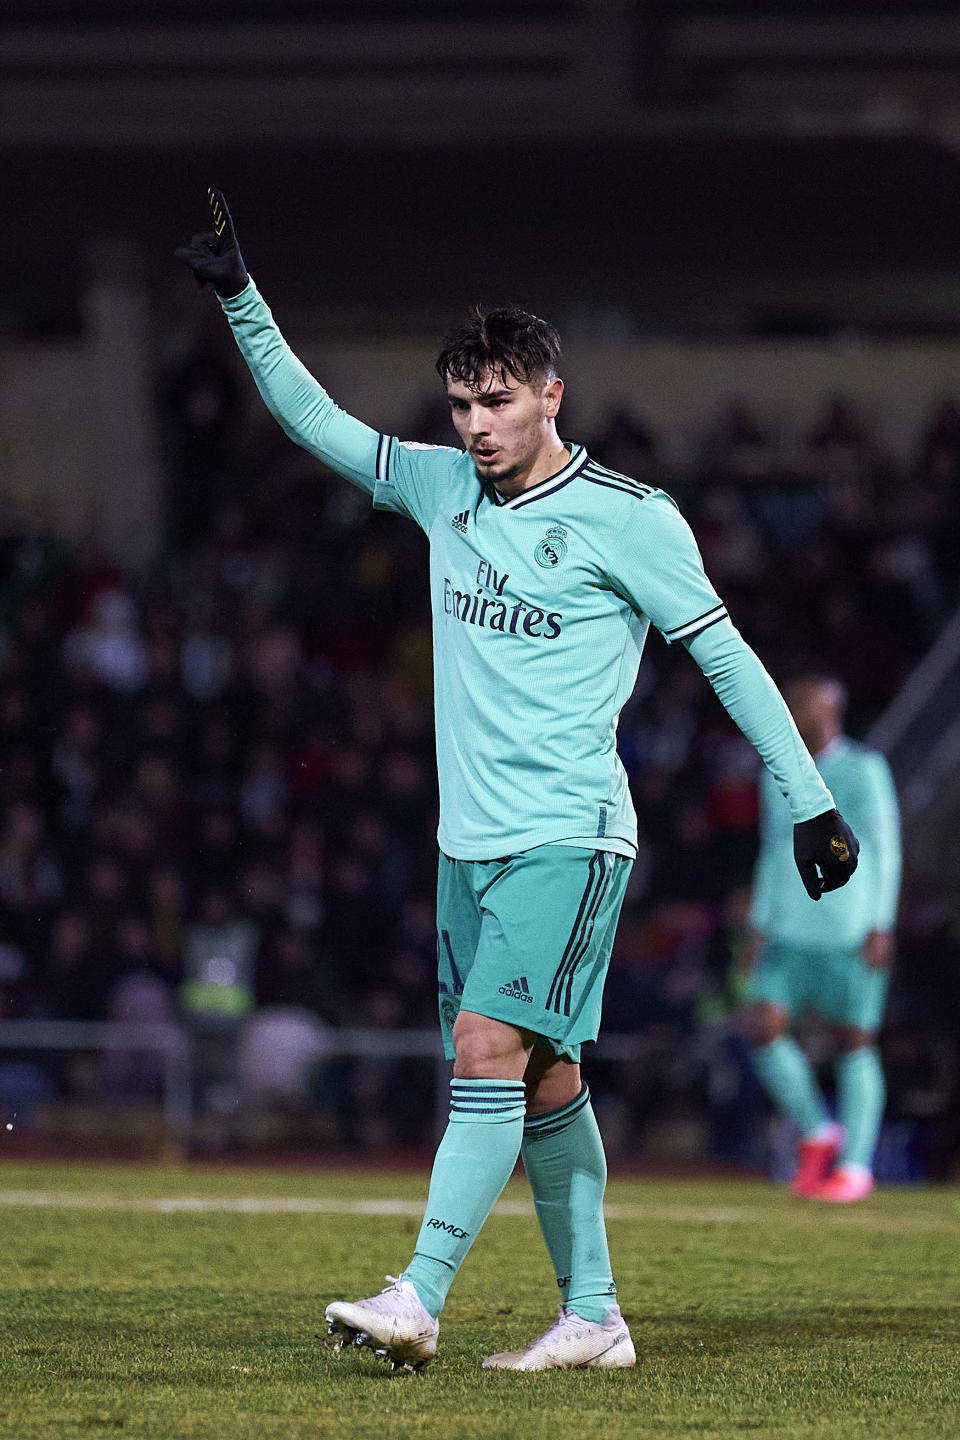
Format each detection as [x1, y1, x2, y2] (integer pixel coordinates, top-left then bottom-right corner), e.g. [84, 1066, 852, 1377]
[745, 941, 890, 1031]
[436, 846, 632, 1062]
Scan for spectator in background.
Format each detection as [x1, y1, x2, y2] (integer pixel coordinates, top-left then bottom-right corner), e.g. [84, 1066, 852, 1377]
[903, 396, 960, 591]
[0, 941, 37, 1020]
[591, 404, 659, 485]
[239, 741, 289, 832]
[144, 864, 188, 988]
[701, 399, 772, 484]
[82, 852, 132, 963]
[189, 809, 242, 892]
[0, 801, 63, 959]
[44, 910, 110, 1021]
[0, 683, 36, 758]
[61, 588, 147, 694]
[255, 925, 326, 1012]
[282, 819, 326, 933]
[50, 701, 106, 837]
[180, 886, 259, 1023]
[180, 886, 260, 1114]
[189, 709, 242, 811]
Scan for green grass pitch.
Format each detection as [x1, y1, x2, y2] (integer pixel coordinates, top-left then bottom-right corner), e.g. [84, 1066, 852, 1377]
[0, 1161, 957, 1439]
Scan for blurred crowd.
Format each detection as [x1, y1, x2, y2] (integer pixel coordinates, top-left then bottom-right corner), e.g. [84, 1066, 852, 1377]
[1, 377, 959, 1171]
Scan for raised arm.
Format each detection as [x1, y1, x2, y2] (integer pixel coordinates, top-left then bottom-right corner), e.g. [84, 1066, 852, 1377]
[175, 188, 381, 494]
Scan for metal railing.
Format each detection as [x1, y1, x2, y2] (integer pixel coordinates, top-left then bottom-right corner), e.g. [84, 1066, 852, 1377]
[0, 1019, 650, 1146]
[0, 1020, 193, 1132]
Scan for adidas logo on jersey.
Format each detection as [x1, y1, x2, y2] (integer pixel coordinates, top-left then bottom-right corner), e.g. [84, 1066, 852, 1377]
[498, 975, 534, 1003]
[451, 510, 469, 533]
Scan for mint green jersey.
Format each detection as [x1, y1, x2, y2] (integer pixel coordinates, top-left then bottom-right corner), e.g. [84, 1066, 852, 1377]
[374, 435, 736, 857]
[749, 739, 901, 950]
[220, 281, 834, 861]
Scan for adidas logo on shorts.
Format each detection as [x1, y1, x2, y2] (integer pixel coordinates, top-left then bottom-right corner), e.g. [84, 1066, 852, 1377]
[451, 510, 469, 533]
[499, 975, 534, 1003]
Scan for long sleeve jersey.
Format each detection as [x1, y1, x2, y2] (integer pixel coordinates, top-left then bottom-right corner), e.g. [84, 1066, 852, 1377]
[219, 280, 834, 860]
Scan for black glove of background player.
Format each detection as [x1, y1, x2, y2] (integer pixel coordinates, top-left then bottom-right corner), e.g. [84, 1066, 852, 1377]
[793, 807, 859, 900]
[174, 188, 249, 298]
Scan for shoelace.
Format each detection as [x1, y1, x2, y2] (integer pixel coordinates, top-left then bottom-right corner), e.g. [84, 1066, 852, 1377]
[365, 1276, 420, 1314]
[536, 1304, 595, 1343]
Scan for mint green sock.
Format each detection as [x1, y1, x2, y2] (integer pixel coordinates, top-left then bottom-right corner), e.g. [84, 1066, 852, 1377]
[752, 1036, 831, 1139]
[836, 1047, 885, 1172]
[401, 1078, 526, 1317]
[521, 1084, 617, 1325]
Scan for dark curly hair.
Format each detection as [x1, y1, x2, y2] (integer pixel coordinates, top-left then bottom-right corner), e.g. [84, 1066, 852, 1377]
[435, 305, 562, 390]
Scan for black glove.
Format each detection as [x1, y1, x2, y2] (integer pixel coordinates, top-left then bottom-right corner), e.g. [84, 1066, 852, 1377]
[793, 807, 860, 900]
[174, 187, 249, 298]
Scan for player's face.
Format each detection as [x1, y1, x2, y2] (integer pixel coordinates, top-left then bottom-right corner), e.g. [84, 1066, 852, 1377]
[445, 369, 563, 494]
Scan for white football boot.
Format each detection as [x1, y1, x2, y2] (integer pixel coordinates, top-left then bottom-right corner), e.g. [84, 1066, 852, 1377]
[482, 1303, 636, 1371]
[325, 1277, 439, 1372]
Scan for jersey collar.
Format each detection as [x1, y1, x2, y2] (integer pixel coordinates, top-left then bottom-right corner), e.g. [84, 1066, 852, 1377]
[487, 443, 590, 510]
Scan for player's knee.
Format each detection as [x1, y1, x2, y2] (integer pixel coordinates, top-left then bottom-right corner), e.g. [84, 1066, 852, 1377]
[834, 1025, 876, 1053]
[452, 1010, 529, 1078]
[745, 1003, 789, 1047]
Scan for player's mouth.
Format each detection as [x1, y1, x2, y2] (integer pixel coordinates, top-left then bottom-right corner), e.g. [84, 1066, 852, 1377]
[472, 447, 501, 465]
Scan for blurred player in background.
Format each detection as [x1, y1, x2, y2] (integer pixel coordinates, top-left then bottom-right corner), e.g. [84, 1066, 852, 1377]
[176, 191, 860, 1371]
[742, 675, 901, 1202]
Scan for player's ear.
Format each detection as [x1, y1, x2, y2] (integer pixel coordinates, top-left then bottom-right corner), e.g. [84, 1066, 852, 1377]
[543, 375, 564, 418]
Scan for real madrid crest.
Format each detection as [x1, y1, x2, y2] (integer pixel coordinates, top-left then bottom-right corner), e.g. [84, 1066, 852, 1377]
[535, 525, 568, 568]
[439, 994, 462, 1030]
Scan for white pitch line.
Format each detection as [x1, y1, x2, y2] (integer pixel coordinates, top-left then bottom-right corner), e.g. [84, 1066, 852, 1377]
[0, 1191, 430, 1216]
[0, 1191, 754, 1220]
[0, 1190, 956, 1231]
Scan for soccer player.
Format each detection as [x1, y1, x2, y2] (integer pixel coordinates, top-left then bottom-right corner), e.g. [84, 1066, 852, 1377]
[175, 191, 860, 1371]
[742, 675, 901, 1202]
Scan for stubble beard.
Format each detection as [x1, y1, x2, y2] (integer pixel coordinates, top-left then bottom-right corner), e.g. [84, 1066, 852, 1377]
[474, 417, 548, 498]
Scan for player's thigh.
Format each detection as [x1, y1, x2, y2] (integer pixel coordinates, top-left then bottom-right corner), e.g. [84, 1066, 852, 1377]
[743, 942, 810, 1017]
[436, 852, 483, 1054]
[462, 846, 632, 1057]
[742, 1001, 790, 1046]
[817, 949, 890, 1032]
